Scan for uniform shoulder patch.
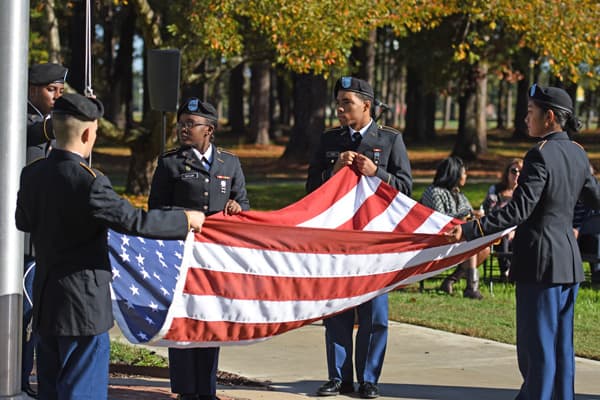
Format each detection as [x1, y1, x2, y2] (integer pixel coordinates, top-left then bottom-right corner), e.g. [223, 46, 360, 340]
[161, 148, 178, 157]
[79, 162, 102, 178]
[378, 125, 401, 134]
[27, 157, 45, 166]
[216, 147, 237, 156]
[536, 140, 548, 150]
[324, 126, 345, 134]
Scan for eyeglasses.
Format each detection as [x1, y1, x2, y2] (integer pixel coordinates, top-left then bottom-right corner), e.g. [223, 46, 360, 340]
[509, 168, 521, 175]
[176, 121, 211, 130]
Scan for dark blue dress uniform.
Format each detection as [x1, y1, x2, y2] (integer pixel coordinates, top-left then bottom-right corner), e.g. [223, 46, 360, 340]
[461, 87, 600, 400]
[22, 63, 67, 396]
[15, 94, 192, 400]
[149, 144, 249, 400]
[307, 118, 412, 391]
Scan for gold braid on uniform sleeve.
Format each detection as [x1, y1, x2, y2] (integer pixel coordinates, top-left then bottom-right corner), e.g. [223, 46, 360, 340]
[475, 218, 484, 237]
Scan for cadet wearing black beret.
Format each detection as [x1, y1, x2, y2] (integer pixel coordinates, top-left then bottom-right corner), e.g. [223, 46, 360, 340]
[177, 97, 218, 122]
[16, 91, 205, 400]
[52, 93, 104, 121]
[452, 85, 600, 399]
[22, 62, 70, 396]
[308, 76, 412, 399]
[28, 63, 68, 86]
[27, 63, 68, 162]
[333, 76, 374, 100]
[149, 97, 249, 400]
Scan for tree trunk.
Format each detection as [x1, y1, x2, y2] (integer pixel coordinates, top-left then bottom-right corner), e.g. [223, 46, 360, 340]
[249, 60, 270, 145]
[496, 77, 506, 130]
[45, 0, 62, 63]
[351, 29, 376, 83]
[281, 73, 327, 163]
[106, 5, 135, 130]
[443, 95, 452, 130]
[506, 81, 513, 129]
[404, 67, 435, 142]
[228, 63, 245, 135]
[68, 1, 86, 93]
[277, 68, 292, 126]
[512, 78, 529, 139]
[454, 85, 478, 160]
[475, 61, 488, 153]
[125, 112, 163, 194]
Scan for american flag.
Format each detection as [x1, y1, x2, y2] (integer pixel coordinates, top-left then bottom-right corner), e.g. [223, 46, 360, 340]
[109, 167, 511, 347]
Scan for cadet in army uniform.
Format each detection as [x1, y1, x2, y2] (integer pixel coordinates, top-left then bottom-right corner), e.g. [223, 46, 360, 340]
[15, 93, 206, 400]
[21, 62, 68, 398]
[148, 97, 250, 400]
[307, 77, 412, 399]
[448, 85, 600, 400]
[27, 63, 67, 162]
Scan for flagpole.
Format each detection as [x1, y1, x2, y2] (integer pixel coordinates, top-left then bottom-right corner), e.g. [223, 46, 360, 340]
[0, 1, 30, 398]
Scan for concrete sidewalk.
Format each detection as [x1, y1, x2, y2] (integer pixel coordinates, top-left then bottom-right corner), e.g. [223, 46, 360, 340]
[109, 321, 600, 400]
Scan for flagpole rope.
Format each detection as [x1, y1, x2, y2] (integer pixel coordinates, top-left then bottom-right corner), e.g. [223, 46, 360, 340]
[84, 0, 94, 98]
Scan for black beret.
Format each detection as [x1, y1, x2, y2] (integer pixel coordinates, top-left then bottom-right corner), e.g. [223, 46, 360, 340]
[333, 76, 374, 100]
[28, 63, 68, 86]
[177, 97, 218, 121]
[52, 93, 104, 121]
[529, 84, 573, 113]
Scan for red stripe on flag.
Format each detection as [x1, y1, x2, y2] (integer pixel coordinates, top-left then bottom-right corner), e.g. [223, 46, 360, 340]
[183, 247, 479, 301]
[336, 182, 397, 230]
[165, 318, 315, 342]
[165, 243, 490, 343]
[209, 167, 362, 226]
[393, 203, 435, 233]
[196, 219, 447, 254]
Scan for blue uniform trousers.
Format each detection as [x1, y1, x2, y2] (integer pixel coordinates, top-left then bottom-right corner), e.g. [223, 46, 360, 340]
[324, 293, 388, 384]
[37, 332, 110, 400]
[168, 347, 219, 399]
[515, 282, 579, 400]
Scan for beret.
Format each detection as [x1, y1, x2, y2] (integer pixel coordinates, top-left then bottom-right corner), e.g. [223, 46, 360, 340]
[52, 93, 104, 121]
[28, 63, 68, 86]
[529, 84, 573, 113]
[177, 97, 218, 121]
[333, 76, 374, 100]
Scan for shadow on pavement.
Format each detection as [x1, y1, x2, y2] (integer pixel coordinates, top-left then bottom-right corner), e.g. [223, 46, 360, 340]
[266, 380, 600, 400]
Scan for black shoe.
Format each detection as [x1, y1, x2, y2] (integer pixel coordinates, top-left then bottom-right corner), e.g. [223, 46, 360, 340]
[358, 382, 379, 399]
[22, 385, 38, 399]
[178, 395, 199, 400]
[317, 380, 354, 396]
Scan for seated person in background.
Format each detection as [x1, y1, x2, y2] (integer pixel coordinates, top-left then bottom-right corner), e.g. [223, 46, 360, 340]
[482, 158, 523, 278]
[421, 156, 489, 300]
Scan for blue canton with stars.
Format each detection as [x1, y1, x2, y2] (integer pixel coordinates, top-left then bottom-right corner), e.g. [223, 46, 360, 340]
[108, 229, 185, 343]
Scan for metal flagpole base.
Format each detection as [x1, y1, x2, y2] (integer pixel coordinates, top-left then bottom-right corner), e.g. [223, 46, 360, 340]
[0, 294, 24, 399]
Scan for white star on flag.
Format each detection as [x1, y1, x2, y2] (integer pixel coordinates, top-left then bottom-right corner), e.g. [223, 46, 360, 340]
[136, 253, 145, 265]
[119, 251, 130, 262]
[121, 236, 130, 247]
[129, 284, 140, 296]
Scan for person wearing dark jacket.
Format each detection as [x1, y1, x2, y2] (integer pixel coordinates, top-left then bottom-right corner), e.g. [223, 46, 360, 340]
[15, 93, 206, 400]
[307, 77, 412, 399]
[149, 97, 249, 400]
[447, 85, 600, 400]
